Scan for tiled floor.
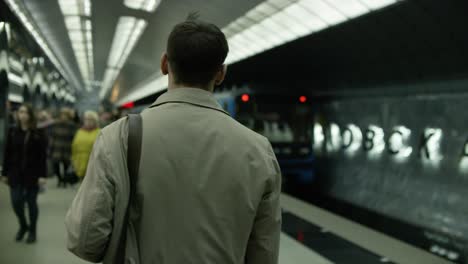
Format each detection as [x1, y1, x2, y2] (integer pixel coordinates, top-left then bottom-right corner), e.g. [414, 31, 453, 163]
[0, 181, 328, 264]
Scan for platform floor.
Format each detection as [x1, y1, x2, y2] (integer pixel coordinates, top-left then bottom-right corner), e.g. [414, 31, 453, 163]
[0, 182, 88, 264]
[0, 180, 453, 264]
[0, 180, 329, 264]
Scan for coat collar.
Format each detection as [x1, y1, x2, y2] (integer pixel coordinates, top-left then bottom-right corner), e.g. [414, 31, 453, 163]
[150, 87, 230, 116]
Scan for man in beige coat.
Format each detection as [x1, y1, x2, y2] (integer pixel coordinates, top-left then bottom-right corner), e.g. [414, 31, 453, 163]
[65, 14, 281, 264]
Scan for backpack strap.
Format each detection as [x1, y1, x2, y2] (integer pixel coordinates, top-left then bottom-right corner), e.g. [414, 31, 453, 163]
[116, 114, 142, 264]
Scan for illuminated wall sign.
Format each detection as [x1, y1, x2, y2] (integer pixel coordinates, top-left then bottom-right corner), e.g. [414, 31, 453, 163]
[388, 126, 413, 159]
[420, 128, 443, 165]
[326, 123, 341, 152]
[342, 124, 362, 151]
[364, 125, 385, 159]
[311, 95, 468, 262]
[314, 123, 451, 166]
[313, 124, 325, 152]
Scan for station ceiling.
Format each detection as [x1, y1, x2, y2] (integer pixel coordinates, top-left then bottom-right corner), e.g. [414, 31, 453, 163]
[17, 0, 263, 100]
[225, 0, 468, 95]
[11, 0, 466, 105]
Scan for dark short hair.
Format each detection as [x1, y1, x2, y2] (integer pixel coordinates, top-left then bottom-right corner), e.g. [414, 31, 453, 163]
[167, 13, 229, 86]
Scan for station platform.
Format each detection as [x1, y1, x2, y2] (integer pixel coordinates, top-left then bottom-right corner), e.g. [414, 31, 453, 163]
[0, 181, 325, 264]
[0, 181, 451, 264]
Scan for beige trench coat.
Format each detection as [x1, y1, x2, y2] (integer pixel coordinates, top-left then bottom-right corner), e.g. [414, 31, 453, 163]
[65, 88, 282, 264]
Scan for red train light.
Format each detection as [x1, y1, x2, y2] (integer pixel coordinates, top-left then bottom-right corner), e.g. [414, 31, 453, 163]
[241, 94, 250, 102]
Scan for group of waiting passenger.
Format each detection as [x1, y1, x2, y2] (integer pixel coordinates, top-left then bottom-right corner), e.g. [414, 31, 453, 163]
[1, 103, 108, 243]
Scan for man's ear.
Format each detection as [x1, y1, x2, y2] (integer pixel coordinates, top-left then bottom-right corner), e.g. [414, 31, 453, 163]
[214, 64, 227, 86]
[161, 53, 169, 75]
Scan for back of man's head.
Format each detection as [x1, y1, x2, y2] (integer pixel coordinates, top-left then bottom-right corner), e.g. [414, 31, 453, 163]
[167, 13, 229, 87]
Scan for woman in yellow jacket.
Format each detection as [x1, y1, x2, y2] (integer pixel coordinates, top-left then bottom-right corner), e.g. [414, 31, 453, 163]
[71, 111, 100, 179]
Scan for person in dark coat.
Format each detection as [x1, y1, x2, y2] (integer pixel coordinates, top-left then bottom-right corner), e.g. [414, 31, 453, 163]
[1, 104, 48, 243]
[49, 108, 77, 187]
[6, 101, 17, 129]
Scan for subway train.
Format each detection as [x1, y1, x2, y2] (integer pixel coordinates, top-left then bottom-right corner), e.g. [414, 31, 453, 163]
[214, 87, 315, 184]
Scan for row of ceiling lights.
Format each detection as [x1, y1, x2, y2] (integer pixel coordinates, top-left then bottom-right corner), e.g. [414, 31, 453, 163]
[224, 0, 398, 64]
[99, 0, 161, 99]
[58, 0, 94, 91]
[7, 0, 160, 97]
[8, 57, 47, 72]
[100, 17, 148, 99]
[124, 0, 160, 12]
[116, 0, 400, 105]
[58, 0, 159, 93]
[5, 0, 400, 105]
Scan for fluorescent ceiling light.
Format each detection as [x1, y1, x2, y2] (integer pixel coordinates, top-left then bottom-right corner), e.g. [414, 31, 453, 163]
[117, 0, 398, 105]
[223, 0, 396, 64]
[59, 2, 79, 16]
[324, 0, 369, 18]
[72, 43, 85, 51]
[65, 16, 81, 30]
[360, 0, 398, 10]
[284, 4, 327, 32]
[8, 93, 24, 103]
[117, 74, 168, 104]
[58, 0, 91, 16]
[247, 5, 275, 20]
[8, 57, 23, 72]
[69, 31, 84, 42]
[8, 72, 24, 86]
[59, 0, 94, 89]
[100, 68, 119, 98]
[83, 0, 91, 16]
[124, 0, 161, 12]
[268, 0, 292, 9]
[85, 20, 92, 31]
[298, 0, 346, 25]
[85, 31, 92, 40]
[99, 16, 147, 98]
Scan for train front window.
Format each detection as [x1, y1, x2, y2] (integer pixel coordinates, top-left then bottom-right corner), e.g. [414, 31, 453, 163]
[236, 97, 312, 143]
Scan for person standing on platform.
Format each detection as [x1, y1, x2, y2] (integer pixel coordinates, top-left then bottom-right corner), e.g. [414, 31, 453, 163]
[37, 110, 55, 179]
[71, 111, 100, 180]
[50, 108, 76, 188]
[98, 110, 113, 128]
[1, 104, 48, 243]
[6, 101, 17, 129]
[71, 109, 81, 127]
[66, 14, 281, 264]
[37, 110, 55, 130]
